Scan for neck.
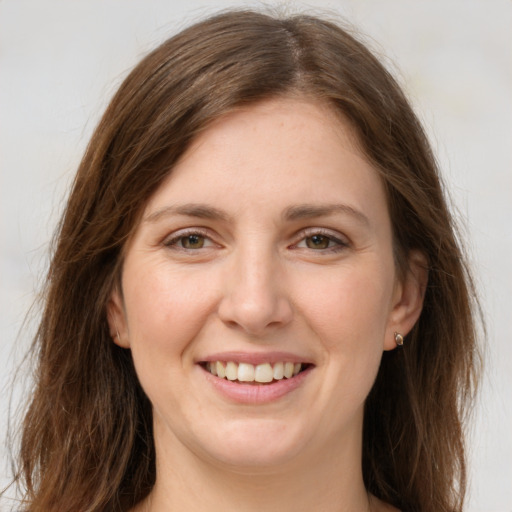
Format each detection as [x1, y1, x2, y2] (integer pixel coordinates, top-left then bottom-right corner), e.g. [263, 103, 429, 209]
[136, 418, 374, 512]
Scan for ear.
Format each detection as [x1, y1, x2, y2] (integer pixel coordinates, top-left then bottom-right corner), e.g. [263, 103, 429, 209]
[384, 250, 428, 351]
[107, 287, 130, 348]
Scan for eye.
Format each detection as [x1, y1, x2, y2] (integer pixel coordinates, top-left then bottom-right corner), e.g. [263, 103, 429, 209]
[163, 230, 215, 250]
[180, 234, 206, 249]
[295, 230, 348, 252]
[305, 234, 333, 249]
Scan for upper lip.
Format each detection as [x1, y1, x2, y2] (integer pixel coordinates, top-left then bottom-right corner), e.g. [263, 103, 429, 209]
[197, 351, 314, 366]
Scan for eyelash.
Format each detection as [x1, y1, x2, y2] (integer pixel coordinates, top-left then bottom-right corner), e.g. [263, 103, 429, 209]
[292, 228, 349, 253]
[163, 228, 349, 253]
[163, 228, 215, 251]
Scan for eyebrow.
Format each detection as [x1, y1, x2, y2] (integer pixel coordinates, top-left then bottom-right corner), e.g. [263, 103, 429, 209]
[144, 202, 370, 227]
[144, 204, 231, 223]
[283, 204, 370, 227]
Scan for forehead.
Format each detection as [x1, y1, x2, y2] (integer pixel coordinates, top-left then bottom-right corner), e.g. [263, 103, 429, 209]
[143, 98, 385, 215]
[187, 97, 364, 169]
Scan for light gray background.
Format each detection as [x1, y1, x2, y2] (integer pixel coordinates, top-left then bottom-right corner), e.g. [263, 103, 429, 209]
[1, 1, 511, 510]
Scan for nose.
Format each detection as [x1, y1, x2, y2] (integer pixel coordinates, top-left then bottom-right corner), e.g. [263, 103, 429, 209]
[217, 246, 293, 336]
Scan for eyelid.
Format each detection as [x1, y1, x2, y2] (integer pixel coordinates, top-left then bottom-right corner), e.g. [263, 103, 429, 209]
[163, 227, 217, 249]
[292, 227, 350, 250]
[161, 226, 349, 252]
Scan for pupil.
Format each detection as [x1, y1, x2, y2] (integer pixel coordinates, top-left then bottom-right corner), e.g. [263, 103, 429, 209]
[184, 235, 204, 249]
[307, 235, 329, 249]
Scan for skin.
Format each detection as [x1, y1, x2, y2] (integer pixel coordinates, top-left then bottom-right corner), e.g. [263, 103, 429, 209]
[109, 98, 426, 512]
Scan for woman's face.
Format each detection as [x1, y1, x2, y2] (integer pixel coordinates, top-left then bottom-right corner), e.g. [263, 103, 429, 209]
[110, 98, 423, 471]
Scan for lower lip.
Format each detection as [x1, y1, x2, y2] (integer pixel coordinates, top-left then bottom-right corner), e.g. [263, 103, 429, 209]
[201, 366, 313, 404]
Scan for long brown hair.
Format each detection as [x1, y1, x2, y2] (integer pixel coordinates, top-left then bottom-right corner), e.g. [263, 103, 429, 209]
[10, 9, 481, 512]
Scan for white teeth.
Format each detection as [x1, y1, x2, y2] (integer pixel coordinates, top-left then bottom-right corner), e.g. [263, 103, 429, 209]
[226, 361, 238, 381]
[238, 362, 255, 382]
[206, 361, 305, 382]
[216, 361, 226, 379]
[273, 362, 284, 380]
[284, 362, 294, 379]
[254, 363, 273, 383]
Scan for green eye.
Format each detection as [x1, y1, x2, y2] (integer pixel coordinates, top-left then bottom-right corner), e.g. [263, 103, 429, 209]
[181, 234, 205, 249]
[164, 230, 215, 251]
[305, 234, 331, 249]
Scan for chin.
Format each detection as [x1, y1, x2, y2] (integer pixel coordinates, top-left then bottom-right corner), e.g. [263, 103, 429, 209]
[194, 418, 309, 470]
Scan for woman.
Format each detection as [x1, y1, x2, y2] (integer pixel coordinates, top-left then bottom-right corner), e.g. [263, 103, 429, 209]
[12, 9, 480, 512]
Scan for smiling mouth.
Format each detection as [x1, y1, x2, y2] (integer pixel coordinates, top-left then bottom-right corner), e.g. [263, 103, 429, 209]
[201, 361, 311, 384]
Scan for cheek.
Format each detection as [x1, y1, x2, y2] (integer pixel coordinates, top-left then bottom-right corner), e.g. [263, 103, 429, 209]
[122, 262, 215, 368]
[297, 263, 393, 394]
[298, 264, 394, 348]
[291, 265, 394, 438]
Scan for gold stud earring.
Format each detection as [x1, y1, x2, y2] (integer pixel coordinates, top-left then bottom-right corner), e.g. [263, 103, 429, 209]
[394, 332, 404, 346]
